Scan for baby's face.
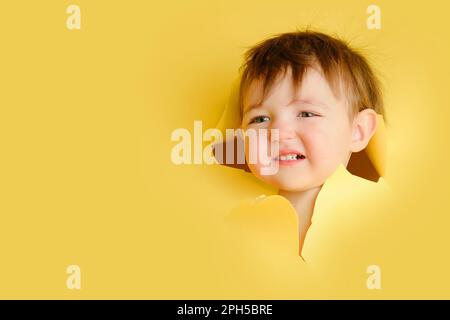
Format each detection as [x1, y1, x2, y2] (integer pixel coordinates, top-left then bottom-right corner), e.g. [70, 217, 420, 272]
[241, 67, 354, 192]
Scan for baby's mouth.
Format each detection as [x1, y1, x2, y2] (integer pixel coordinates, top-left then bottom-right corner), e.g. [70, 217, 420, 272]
[274, 153, 306, 161]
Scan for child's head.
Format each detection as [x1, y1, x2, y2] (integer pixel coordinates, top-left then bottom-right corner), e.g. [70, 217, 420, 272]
[238, 31, 384, 191]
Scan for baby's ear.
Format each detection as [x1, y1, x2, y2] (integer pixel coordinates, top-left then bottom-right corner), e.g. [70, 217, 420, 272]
[350, 108, 378, 153]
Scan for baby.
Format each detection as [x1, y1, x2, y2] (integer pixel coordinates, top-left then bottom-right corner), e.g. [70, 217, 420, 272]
[216, 31, 385, 253]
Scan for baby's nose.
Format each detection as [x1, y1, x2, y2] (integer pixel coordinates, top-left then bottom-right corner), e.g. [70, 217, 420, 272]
[270, 124, 296, 141]
[278, 128, 296, 140]
[269, 118, 297, 141]
[267, 128, 296, 144]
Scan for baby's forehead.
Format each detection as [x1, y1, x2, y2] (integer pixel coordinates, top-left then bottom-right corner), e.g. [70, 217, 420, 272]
[242, 67, 347, 111]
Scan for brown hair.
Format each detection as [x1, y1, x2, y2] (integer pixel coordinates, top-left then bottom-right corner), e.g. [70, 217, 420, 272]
[239, 30, 384, 119]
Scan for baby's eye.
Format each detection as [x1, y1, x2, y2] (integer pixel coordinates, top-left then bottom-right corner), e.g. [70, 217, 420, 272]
[298, 111, 317, 118]
[249, 116, 270, 124]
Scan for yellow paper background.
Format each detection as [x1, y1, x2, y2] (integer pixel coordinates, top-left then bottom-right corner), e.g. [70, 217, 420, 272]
[0, 0, 449, 298]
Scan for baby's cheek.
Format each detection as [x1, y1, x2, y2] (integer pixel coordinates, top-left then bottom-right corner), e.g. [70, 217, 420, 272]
[310, 126, 352, 171]
[245, 142, 269, 183]
[302, 130, 344, 176]
[301, 130, 330, 160]
[245, 133, 270, 167]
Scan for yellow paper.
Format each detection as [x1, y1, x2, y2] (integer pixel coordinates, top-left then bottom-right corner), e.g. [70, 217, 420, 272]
[0, 0, 449, 299]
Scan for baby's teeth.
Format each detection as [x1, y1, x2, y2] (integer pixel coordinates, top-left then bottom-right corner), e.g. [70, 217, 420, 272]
[279, 154, 300, 161]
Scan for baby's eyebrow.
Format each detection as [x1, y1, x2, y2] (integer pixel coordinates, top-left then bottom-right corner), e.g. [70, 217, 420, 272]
[242, 97, 329, 116]
[289, 97, 329, 109]
[242, 103, 262, 116]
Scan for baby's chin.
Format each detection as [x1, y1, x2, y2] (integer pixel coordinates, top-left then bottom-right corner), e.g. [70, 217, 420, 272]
[256, 174, 320, 192]
[275, 181, 320, 192]
[248, 164, 326, 191]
